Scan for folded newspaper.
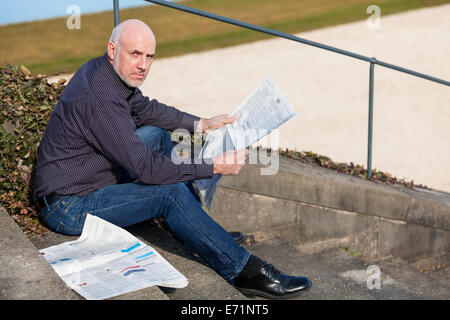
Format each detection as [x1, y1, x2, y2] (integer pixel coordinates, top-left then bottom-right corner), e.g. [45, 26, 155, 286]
[39, 214, 188, 300]
[195, 75, 296, 210]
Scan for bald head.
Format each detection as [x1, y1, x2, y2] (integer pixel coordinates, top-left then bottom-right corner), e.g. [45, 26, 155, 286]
[107, 19, 156, 87]
[109, 19, 156, 49]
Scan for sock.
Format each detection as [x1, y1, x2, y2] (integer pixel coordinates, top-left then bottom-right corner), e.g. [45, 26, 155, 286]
[238, 255, 265, 278]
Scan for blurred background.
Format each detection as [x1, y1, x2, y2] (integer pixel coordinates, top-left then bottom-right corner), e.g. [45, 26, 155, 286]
[1, 0, 446, 75]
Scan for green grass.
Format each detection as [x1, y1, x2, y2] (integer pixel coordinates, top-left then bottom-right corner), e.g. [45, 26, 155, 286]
[1, 0, 448, 75]
[26, 55, 99, 75]
[341, 247, 362, 257]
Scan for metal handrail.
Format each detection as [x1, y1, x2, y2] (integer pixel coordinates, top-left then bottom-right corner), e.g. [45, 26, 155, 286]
[113, 0, 450, 178]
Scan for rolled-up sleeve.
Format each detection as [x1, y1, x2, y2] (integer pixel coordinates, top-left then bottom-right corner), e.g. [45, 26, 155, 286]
[88, 98, 213, 185]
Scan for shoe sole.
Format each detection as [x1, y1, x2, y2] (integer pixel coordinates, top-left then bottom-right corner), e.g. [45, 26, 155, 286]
[235, 282, 312, 300]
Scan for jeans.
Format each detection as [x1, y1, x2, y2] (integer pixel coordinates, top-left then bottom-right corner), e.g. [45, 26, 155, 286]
[38, 125, 250, 282]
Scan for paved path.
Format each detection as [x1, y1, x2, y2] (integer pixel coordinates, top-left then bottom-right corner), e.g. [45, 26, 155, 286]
[52, 5, 450, 192]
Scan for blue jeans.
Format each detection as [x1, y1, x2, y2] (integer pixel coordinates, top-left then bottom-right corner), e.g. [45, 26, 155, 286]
[38, 125, 250, 282]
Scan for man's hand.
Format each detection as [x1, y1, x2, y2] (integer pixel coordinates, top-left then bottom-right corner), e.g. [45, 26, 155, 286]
[196, 115, 237, 134]
[212, 149, 248, 175]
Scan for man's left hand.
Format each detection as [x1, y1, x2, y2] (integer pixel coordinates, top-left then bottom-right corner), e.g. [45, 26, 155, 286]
[196, 114, 237, 134]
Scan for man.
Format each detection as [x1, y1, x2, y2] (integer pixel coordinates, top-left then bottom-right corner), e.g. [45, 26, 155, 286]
[33, 19, 311, 299]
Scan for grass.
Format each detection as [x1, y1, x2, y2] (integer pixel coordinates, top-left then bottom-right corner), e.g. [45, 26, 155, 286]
[0, 0, 447, 75]
[341, 246, 362, 257]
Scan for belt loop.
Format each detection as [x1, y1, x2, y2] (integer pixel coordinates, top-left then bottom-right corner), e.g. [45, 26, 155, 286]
[43, 195, 50, 210]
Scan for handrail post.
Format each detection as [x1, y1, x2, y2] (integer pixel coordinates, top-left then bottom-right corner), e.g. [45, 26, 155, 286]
[113, 0, 120, 27]
[367, 58, 376, 179]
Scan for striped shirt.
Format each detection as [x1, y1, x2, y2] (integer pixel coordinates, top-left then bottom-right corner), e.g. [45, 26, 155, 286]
[33, 54, 213, 199]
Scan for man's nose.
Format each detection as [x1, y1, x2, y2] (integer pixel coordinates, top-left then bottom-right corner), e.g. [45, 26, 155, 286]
[137, 56, 150, 71]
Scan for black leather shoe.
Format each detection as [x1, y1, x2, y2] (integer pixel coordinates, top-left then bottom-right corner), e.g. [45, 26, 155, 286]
[234, 263, 311, 299]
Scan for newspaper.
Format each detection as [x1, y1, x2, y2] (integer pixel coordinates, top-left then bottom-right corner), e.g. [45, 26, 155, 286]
[39, 214, 188, 300]
[195, 75, 296, 209]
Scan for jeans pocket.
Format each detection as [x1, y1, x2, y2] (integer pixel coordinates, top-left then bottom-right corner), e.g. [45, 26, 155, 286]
[39, 203, 62, 233]
[56, 219, 84, 236]
[41, 196, 87, 235]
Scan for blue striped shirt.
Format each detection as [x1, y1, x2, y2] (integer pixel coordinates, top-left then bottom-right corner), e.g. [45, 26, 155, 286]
[33, 54, 213, 199]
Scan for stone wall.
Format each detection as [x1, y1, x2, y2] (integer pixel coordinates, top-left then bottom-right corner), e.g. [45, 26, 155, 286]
[209, 155, 449, 263]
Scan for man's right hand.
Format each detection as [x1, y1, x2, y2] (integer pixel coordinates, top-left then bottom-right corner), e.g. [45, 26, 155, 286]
[212, 149, 248, 175]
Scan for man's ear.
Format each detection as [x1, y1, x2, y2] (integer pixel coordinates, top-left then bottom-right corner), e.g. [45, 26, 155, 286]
[107, 42, 117, 61]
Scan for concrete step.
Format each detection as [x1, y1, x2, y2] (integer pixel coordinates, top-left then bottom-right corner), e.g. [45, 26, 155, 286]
[127, 220, 247, 300]
[0, 206, 80, 300]
[426, 265, 450, 286]
[360, 254, 450, 300]
[409, 253, 450, 288]
[306, 246, 450, 299]
[242, 238, 450, 300]
[242, 238, 375, 300]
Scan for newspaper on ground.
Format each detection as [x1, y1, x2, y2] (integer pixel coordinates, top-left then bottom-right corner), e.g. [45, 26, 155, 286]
[195, 75, 296, 209]
[39, 214, 188, 300]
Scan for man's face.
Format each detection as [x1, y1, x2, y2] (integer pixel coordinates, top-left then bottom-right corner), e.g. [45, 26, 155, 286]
[109, 29, 156, 88]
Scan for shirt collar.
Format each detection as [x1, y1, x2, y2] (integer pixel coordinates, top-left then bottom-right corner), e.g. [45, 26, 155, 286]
[99, 53, 136, 100]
